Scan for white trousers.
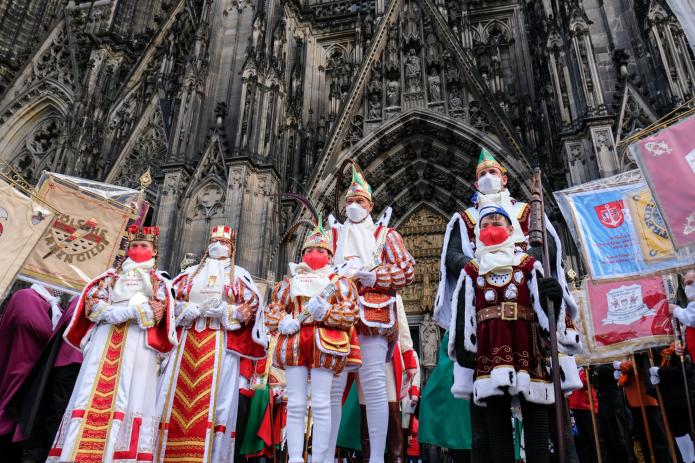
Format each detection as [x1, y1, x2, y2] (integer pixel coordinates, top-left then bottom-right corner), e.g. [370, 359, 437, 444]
[285, 366, 334, 463]
[325, 335, 388, 463]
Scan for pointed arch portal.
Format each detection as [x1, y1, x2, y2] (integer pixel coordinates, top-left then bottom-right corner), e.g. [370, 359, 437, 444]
[313, 109, 534, 226]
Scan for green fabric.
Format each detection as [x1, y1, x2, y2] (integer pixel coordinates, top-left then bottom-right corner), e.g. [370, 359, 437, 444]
[240, 384, 270, 455]
[514, 417, 522, 460]
[477, 147, 496, 165]
[418, 332, 472, 450]
[336, 381, 362, 450]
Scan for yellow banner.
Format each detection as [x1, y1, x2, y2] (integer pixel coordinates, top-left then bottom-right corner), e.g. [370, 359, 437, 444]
[0, 179, 53, 298]
[625, 186, 675, 262]
[21, 175, 134, 291]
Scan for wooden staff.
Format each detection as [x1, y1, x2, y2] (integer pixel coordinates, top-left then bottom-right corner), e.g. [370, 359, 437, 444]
[304, 403, 313, 462]
[584, 367, 602, 463]
[528, 168, 568, 463]
[646, 349, 678, 462]
[630, 354, 656, 463]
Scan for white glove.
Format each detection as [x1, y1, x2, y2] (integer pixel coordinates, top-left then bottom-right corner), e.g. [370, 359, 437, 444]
[104, 305, 134, 325]
[612, 361, 622, 370]
[201, 299, 225, 318]
[355, 270, 377, 288]
[649, 366, 660, 385]
[177, 302, 201, 326]
[129, 293, 149, 307]
[306, 296, 330, 321]
[278, 316, 300, 335]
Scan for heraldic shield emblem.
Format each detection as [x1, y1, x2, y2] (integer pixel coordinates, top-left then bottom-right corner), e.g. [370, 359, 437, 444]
[595, 200, 625, 228]
[46, 216, 104, 259]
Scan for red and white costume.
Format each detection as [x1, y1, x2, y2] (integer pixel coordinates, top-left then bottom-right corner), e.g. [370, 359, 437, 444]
[326, 163, 416, 463]
[265, 220, 359, 463]
[49, 227, 176, 463]
[156, 226, 265, 463]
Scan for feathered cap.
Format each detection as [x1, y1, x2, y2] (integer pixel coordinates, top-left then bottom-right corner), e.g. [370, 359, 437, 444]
[345, 162, 373, 202]
[210, 225, 236, 243]
[276, 193, 333, 254]
[302, 216, 332, 253]
[477, 194, 511, 224]
[127, 225, 159, 246]
[476, 147, 507, 177]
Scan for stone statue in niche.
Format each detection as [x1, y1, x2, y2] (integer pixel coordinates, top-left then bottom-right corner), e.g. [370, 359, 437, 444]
[428, 68, 441, 101]
[386, 79, 400, 106]
[448, 88, 462, 109]
[363, 12, 375, 42]
[368, 93, 382, 119]
[420, 312, 440, 368]
[405, 49, 422, 93]
[425, 31, 440, 67]
[385, 29, 399, 73]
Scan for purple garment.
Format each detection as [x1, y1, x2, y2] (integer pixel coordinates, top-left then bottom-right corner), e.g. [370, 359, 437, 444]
[0, 288, 52, 435]
[53, 299, 82, 367]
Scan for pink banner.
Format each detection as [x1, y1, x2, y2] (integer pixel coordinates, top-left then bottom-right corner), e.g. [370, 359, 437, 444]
[630, 115, 695, 249]
[584, 276, 671, 348]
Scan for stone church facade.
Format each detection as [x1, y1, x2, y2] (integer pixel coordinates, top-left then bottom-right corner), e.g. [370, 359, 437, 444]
[0, 0, 693, 344]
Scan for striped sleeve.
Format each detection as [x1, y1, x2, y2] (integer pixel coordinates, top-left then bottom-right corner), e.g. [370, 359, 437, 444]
[374, 228, 415, 291]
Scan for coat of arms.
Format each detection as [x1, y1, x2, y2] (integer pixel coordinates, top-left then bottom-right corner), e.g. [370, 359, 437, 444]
[644, 140, 672, 157]
[43, 216, 108, 262]
[602, 284, 655, 325]
[595, 200, 625, 228]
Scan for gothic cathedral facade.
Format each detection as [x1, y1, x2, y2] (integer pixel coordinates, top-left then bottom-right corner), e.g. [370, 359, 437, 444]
[0, 0, 693, 324]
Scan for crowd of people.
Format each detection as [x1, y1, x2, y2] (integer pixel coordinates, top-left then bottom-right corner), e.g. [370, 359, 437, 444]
[0, 153, 693, 463]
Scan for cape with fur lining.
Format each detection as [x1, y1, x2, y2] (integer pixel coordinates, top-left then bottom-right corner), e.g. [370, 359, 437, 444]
[448, 255, 582, 403]
[175, 262, 268, 359]
[64, 268, 177, 353]
[434, 199, 580, 355]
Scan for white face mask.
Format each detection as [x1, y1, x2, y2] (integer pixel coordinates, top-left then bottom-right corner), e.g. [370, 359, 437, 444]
[686, 283, 695, 301]
[477, 173, 502, 195]
[346, 203, 369, 223]
[208, 242, 230, 258]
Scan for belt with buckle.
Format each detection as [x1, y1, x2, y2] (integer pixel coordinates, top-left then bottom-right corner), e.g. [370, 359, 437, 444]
[476, 302, 534, 324]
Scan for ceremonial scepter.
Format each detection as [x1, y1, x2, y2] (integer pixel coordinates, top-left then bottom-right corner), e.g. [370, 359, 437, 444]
[528, 167, 567, 463]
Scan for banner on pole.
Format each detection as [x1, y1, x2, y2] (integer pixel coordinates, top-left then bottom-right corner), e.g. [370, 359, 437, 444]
[555, 170, 695, 280]
[0, 179, 53, 299]
[574, 276, 674, 362]
[629, 114, 695, 251]
[20, 173, 140, 292]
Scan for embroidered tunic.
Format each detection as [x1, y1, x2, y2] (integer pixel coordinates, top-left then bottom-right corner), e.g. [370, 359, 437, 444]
[456, 255, 554, 404]
[265, 272, 359, 373]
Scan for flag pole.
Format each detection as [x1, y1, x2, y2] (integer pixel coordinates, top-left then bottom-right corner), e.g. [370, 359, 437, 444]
[670, 272, 695, 440]
[584, 367, 602, 463]
[529, 168, 567, 463]
[647, 349, 678, 462]
[630, 354, 656, 463]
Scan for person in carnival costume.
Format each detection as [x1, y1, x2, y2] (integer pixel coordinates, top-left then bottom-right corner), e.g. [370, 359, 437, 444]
[325, 162, 416, 463]
[434, 148, 581, 460]
[265, 215, 359, 463]
[156, 226, 266, 462]
[449, 195, 581, 463]
[48, 225, 177, 462]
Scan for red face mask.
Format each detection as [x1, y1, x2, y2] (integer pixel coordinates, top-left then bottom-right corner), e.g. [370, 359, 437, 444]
[303, 249, 330, 270]
[479, 226, 509, 246]
[128, 247, 154, 263]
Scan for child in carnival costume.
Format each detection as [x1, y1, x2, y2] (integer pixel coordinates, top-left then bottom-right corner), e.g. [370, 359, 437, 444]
[265, 216, 360, 463]
[157, 226, 266, 462]
[449, 196, 581, 463]
[49, 225, 177, 462]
